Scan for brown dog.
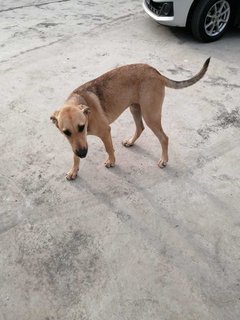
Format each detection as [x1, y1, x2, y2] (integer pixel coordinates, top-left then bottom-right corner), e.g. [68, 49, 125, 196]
[51, 58, 210, 180]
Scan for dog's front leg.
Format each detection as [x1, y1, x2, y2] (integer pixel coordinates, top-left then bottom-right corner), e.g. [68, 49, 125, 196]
[100, 129, 116, 168]
[66, 154, 80, 180]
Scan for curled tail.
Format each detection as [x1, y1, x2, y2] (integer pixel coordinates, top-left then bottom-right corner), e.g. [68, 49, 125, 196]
[162, 58, 210, 89]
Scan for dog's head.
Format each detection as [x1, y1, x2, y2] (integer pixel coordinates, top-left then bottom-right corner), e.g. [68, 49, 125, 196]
[50, 104, 91, 158]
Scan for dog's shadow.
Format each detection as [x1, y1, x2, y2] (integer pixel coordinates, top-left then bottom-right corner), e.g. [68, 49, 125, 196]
[120, 142, 158, 162]
[68, 142, 164, 196]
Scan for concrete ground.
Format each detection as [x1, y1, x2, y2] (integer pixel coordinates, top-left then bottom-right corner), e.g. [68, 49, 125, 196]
[0, 1, 240, 319]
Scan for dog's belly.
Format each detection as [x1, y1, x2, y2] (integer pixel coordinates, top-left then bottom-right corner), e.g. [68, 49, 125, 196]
[97, 86, 140, 124]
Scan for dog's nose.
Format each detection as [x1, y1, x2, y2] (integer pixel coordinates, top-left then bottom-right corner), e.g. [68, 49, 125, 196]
[75, 148, 88, 158]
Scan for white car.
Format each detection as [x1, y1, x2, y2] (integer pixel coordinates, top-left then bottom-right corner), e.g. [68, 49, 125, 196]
[143, 0, 240, 42]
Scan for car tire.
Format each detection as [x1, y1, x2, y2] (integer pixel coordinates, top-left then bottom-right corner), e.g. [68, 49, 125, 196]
[191, 0, 233, 42]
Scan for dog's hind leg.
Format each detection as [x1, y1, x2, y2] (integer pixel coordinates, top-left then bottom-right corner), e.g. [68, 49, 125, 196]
[143, 113, 169, 168]
[122, 104, 144, 147]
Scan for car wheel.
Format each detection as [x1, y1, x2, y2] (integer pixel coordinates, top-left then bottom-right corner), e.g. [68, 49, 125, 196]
[191, 0, 233, 42]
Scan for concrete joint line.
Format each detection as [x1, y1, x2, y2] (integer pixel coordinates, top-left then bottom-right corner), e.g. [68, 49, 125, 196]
[0, 0, 70, 13]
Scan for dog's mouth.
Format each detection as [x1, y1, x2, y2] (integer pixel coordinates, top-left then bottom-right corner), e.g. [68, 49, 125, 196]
[75, 148, 88, 158]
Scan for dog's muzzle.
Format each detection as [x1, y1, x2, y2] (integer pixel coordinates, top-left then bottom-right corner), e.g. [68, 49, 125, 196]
[75, 148, 88, 158]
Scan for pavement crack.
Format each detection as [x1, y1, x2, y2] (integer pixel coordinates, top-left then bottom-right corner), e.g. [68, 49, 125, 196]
[0, 0, 70, 13]
[0, 39, 64, 64]
[0, 12, 140, 65]
[86, 13, 136, 35]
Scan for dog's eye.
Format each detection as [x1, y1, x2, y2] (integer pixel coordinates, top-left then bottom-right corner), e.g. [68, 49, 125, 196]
[78, 124, 85, 132]
[63, 129, 71, 137]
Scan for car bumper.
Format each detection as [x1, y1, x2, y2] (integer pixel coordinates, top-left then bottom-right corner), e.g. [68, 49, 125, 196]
[142, 0, 192, 27]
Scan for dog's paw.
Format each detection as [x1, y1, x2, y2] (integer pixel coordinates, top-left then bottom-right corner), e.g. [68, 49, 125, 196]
[158, 160, 167, 168]
[104, 159, 115, 168]
[122, 139, 134, 147]
[66, 169, 78, 180]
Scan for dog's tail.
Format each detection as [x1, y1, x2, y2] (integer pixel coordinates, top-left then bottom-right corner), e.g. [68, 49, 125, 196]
[162, 58, 210, 89]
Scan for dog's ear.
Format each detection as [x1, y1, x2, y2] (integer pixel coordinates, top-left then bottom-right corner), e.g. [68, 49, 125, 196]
[78, 104, 91, 115]
[82, 105, 91, 115]
[50, 110, 59, 128]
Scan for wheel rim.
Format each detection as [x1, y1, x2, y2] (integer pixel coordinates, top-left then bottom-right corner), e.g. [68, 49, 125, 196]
[204, 0, 231, 37]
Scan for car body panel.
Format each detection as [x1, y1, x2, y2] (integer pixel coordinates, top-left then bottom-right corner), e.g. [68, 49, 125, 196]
[143, 0, 194, 27]
[143, 0, 240, 27]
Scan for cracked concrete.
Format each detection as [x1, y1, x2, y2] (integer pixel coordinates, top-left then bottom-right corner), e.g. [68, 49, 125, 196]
[0, 1, 240, 320]
[0, 0, 142, 62]
[0, 0, 71, 13]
